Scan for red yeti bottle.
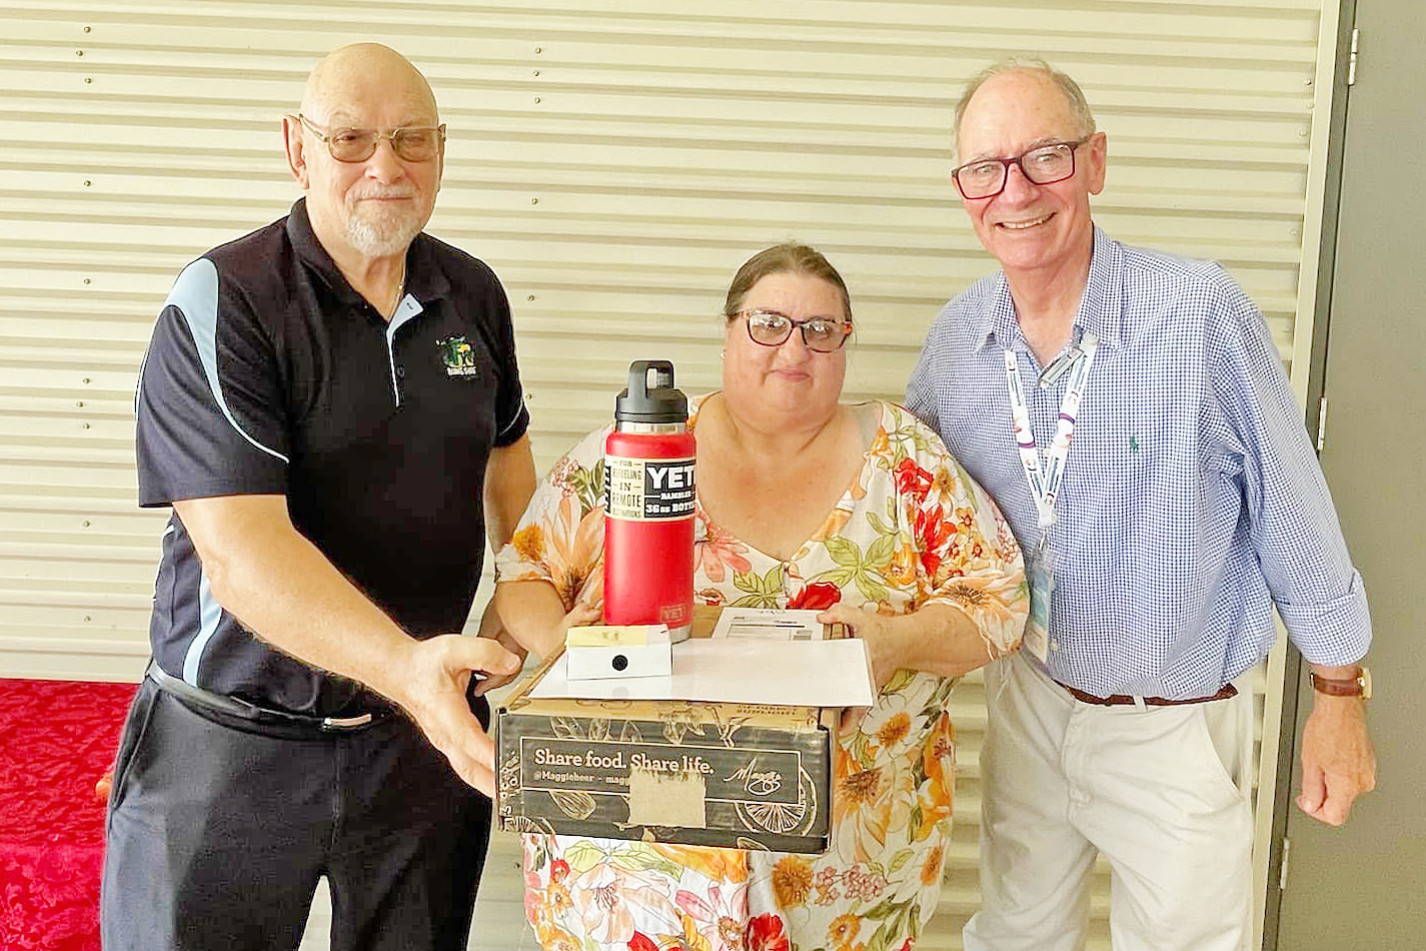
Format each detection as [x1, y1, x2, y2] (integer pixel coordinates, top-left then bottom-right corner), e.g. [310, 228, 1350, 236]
[603, 360, 695, 642]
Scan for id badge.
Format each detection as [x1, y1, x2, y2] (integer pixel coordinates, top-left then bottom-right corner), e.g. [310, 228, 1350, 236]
[1023, 543, 1056, 663]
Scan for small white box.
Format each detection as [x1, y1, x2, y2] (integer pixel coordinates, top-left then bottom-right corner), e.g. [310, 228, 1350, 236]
[564, 625, 673, 681]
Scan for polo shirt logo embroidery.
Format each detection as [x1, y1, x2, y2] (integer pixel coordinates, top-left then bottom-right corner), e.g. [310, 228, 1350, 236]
[438, 335, 480, 378]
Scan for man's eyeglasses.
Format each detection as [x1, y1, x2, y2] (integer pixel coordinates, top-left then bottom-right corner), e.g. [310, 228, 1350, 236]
[295, 114, 446, 163]
[951, 137, 1091, 200]
[738, 310, 852, 352]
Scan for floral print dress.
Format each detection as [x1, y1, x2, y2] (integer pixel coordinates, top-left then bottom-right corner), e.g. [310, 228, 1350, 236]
[495, 397, 1028, 951]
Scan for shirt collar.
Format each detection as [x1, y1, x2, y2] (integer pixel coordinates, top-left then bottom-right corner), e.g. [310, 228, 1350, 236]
[1076, 226, 1123, 349]
[973, 276, 1019, 352]
[972, 224, 1124, 352]
[283, 197, 450, 314]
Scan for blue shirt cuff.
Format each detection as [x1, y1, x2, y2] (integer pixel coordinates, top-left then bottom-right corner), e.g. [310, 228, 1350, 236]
[1279, 570, 1372, 666]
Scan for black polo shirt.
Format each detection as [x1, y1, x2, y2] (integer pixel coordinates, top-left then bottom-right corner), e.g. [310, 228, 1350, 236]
[135, 199, 529, 716]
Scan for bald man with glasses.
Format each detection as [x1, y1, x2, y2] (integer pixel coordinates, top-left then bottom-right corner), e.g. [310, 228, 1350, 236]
[907, 58, 1376, 951]
[103, 43, 532, 950]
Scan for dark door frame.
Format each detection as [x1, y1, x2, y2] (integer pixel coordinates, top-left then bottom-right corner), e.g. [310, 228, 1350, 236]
[1262, 1, 1357, 948]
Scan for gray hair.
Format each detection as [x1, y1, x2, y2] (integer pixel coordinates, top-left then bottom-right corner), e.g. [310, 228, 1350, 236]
[952, 56, 1096, 157]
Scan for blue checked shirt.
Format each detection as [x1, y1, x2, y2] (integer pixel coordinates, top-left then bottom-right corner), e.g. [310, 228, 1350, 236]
[907, 227, 1371, 699]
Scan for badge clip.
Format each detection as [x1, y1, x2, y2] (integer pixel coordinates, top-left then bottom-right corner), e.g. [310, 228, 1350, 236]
[1038, 346, 1082, 389]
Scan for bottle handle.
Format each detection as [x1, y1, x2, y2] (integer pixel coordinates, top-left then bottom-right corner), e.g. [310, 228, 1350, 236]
[628, 360, 675, 398]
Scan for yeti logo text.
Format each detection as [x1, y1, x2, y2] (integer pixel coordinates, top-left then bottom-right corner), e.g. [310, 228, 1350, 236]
[647, 462, 694, 490]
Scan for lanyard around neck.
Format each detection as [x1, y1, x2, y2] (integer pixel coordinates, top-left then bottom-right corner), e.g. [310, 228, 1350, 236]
[1004, 332, 1099, 529]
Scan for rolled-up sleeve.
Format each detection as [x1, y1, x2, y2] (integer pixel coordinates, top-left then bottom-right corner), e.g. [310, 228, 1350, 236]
[1209, 268, 1371, 665]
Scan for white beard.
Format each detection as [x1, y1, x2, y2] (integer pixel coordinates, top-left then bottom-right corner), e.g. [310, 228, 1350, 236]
[344, 203, 423, 258]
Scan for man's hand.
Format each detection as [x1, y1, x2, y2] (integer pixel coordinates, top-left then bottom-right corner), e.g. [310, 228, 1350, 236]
[392, 634, 521, 796]
[1296, 693, 1376, 826]
[471, 599, 528, 697]
[472, 628, 527, 697]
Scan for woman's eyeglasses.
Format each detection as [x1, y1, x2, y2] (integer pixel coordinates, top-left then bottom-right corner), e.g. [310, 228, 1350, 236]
[738, 310, 852, 352]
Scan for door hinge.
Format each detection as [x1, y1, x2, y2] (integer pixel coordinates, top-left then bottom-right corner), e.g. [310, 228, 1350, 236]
[1316, 396, 1329, 452]
[1279, 837, 1291, 890]
[1347, 28, 1359, 86]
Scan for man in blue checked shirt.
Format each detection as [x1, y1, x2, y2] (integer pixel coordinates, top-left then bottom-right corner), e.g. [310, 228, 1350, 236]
[907, 58, 1376, 951]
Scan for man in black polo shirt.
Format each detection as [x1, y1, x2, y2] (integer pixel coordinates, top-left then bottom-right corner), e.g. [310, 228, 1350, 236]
[102, 43, 529, 951]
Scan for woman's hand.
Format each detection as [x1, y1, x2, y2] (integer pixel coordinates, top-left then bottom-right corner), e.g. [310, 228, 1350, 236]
[556, 598, 603, 643]
[493, 580, 601, 659]
[818, 601, 1000, 689]
[817, 603, 902, 689]
[818, 603, 896, 735]
[819, 601, 996, 735]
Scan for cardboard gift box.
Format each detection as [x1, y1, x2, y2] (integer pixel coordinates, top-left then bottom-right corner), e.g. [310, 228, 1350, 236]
[494, 609, 852, 853]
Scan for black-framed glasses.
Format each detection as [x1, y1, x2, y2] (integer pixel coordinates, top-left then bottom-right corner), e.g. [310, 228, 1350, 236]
[295, 113, 446, 163]
[951, 137, 1091, 200]
[738, 309, 852, 352]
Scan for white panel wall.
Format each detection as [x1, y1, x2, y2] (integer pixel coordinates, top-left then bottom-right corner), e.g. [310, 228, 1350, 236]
[0, 2, 1336, 949]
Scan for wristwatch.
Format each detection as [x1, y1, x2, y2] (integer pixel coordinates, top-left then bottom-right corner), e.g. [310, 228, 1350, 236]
[1309, 666, 1372, 699]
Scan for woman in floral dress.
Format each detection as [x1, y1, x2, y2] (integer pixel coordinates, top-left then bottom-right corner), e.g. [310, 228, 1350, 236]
[494, 244, 1028, 951]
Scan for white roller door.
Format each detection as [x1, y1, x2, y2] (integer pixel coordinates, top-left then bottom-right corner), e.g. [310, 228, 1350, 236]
[0, 3, 1340, 948]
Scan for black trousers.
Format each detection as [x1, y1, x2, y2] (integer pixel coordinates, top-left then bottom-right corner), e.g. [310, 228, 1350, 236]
[101, 679, 492, 951]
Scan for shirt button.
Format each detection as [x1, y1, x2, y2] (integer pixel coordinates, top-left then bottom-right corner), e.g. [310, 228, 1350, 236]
[1049, 638, 1060, 652]
[396, 366, 406, 379]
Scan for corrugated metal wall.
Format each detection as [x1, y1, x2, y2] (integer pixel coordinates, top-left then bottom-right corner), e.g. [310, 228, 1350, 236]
[0, 2, 1336, 949]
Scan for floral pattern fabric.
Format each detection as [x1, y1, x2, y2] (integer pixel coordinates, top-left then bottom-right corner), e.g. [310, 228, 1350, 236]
[496, 397, 1027, 951]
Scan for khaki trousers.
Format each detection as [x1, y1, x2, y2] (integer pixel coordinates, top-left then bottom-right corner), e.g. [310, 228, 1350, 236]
[963, 651, 1253, 951]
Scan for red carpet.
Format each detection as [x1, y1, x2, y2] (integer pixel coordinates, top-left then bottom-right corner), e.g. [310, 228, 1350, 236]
[0, 678, 138, 951]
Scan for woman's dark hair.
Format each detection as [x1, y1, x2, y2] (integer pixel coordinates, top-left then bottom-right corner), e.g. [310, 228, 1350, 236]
[723, 243, 852, 323]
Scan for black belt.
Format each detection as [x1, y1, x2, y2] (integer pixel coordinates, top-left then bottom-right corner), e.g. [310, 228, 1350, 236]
[146, 663, 391, 738]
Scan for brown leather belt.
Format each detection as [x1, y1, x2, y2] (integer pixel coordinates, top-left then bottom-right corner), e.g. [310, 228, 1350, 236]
[1058, 681, 1238, 707]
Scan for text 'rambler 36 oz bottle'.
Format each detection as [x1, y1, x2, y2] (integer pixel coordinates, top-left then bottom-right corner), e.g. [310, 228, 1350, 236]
[603, 360, 695, 642]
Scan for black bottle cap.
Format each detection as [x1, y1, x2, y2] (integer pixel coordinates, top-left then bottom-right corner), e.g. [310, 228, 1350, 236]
[615, 360, 688, 424]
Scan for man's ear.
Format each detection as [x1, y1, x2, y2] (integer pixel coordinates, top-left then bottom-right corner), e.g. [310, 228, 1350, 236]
[433, 132, 446, 195]
[283, 115, 309, 189]
[1085, 131, 1108, 196]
